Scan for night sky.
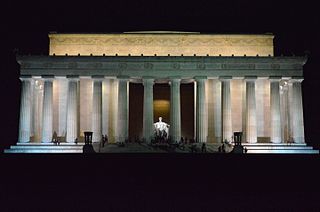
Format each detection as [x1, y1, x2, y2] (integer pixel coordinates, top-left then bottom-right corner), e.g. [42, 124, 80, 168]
[2, 0, 320, 209]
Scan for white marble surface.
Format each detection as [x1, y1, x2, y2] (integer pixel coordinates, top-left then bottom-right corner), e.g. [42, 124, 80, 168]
[143, 78, 154, 142]
[170, 78, 181, 142]
[41, 80, 53, 143]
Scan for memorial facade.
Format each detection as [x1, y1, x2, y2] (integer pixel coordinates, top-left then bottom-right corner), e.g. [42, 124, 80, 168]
[7, 31, 317, 153]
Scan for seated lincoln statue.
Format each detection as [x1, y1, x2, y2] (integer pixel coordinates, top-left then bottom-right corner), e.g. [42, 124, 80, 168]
[154, 117, 170, 139]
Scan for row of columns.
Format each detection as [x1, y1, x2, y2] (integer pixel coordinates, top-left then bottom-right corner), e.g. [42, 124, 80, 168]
[18, 76, 305, 144]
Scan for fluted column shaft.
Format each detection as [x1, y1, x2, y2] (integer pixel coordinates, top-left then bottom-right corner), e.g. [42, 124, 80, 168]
[280, 81, 290, 143]
[92, 79, 102, 142]
[143, 78, 154, 142]
[41, 79, 53, 143]
[117, 78, 129, 142]
[66, 78, 79, 143]
[221, 78, 232, 142]
[195, 77, 206, 143]
[270, 78, 281, 143]
[170, 78, 181, 143]
[290, 78, 305, 143]
[245, 78, 257, 143]
[18, 78, 32, 143]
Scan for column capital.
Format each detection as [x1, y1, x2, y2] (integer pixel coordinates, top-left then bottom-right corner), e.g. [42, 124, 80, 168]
[194, 76, 207, 82]
[67, 75, 80, 82]
[244, 76, 257, 81]
[19, 75, 33, 81]
[117, 75, 130, 80]
[219, 76, 232, 81]
[269, 76, 282, 82]
[142, 77, 154, 86]
[169, 76, 182, 80]
[169, 78, 181, 86]
[142, 77, 154, 82]
[290, 77, 304, 83]
[66, 75, 79, 78]
[41, 75, 55, 81]
[91, 75, 105, 81]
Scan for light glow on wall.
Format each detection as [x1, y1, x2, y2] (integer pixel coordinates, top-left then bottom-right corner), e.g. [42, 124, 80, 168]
[153, 100, 170, 123]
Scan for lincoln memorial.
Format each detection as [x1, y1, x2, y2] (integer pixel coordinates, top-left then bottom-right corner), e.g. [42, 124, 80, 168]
[5, 31, 319, 153]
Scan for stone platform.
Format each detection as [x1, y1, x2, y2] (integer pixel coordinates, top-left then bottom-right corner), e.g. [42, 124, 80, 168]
[3, 142, 319, 154]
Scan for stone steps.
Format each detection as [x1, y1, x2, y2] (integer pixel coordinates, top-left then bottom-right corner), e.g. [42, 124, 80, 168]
[4, 149, 83, 153]
[243, 143, 319, 153]
[244, 146, 313, 150]
[10, 145, 83, 149]
[246, 149, 319, 154]
[206, 143, 319, 154]
[16, 142, 85, 146]
[4, 143, 84, 153]
[4, 142, 319, 154]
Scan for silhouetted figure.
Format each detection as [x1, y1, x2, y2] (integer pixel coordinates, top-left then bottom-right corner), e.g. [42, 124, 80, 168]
[53, 138, 58, 145]
[75, 138, 78, 145]
[190, 143, 197, 153]
[105, 134, 108, 145]
[52, 131, 58, 143]
[218, 143, 226, 153]
[201, 143, 207, 153]
[101, 135, 106, 147]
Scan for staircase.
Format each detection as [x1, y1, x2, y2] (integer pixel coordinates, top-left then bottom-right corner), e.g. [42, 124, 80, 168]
[4, 142, 84, 153]
[242, 143, 319, 154]
[4, 142, 319, 154]
[206, 143, 319, 154]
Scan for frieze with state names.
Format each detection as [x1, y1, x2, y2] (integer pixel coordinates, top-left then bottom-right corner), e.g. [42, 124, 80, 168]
[50, 36, 273, 46]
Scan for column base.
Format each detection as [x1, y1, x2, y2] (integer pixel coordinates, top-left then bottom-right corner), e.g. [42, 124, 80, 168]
[293, 137, 305, 143]
[18, 140, 30, 143]
[270, 137, 282, 143]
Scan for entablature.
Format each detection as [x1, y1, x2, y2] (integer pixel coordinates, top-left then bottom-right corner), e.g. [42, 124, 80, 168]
[17, 55, 307, 78]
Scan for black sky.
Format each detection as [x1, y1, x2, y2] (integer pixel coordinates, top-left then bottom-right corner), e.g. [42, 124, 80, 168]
[2, 0, 320, 150]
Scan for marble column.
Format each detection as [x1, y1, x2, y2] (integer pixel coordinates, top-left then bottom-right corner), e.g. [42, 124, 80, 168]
[18, 77, 32, 143]
[245, 77, 257, 143]
[117, 77, 129, 142]
[287, 80, 294, 142]
[57, 78, 68, 138]
[195, 77, 207, 143]
[32, 80, 44, 142]
[92, 78, 103, 142]
[66, 77, 79, 143]
[290, 78, 305, 143]
[41, 78, 54, 143]
[280, 80, 290, 143]
[220, 77, 232, 142]
[143, 78, 154, 143]
[170, 78, 181, 143]
[102, 79, 111, 136]
[270, 77, 282, 143]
